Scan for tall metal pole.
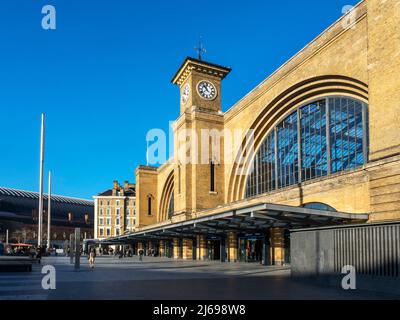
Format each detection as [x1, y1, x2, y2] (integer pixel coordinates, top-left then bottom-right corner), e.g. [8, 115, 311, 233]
[47, 171, 52, 250]
[38, 113, 45, 247]
[5, 229, 8, 246]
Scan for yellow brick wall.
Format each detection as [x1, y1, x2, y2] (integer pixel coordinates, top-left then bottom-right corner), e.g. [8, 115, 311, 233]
[196, 235, 207, 261]
[367, 0, 400, 161]
[173, 238, 180, 259]
[136, 166, 158, 227]
[136, 0, 399, 226]
[182, 238, 193, 260]
[227, 231, 238, 262]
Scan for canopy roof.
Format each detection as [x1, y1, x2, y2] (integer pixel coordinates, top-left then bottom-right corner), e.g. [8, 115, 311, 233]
[102, 202, 369, 244]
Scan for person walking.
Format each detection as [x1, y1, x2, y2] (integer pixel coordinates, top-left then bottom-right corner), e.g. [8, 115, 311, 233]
[139, 249, 144, 262]
[89, 247, 96, 269]
[36, 247, 42, 264]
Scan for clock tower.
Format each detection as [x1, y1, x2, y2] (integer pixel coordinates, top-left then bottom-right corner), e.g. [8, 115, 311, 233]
[170, 57, 231, 218]
[171, 57, 231, 114]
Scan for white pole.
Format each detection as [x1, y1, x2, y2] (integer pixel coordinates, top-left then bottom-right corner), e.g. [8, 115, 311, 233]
[6, 229, 8, 245]
[38, 113, 45, 247]
[47, 171, 52, 250]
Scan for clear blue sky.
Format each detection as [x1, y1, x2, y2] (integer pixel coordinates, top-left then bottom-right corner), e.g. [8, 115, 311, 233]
[0, 0, 358, 199]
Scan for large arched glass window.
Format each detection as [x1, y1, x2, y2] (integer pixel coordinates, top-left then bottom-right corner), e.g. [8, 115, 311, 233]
[246, 97, 368, 198]
[168, 192, 174, 219]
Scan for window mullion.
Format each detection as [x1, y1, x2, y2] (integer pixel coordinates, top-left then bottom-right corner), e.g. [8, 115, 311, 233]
[297, 109, 302, 184]
[326, 98, 332, 175]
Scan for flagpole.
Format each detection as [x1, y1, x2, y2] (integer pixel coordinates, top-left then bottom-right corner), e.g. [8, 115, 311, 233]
[38, 113, 45, 247]
[47, 171, 52, 250]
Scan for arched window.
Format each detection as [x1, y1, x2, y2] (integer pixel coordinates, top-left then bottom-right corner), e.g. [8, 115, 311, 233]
[147, 196, 152, 216]
[210, 161, 216, 192]
[303, 202, 337, 212]
[246, 97, 368, 198]
[178, 165, 181, 194]
[168, 192, 174, 219]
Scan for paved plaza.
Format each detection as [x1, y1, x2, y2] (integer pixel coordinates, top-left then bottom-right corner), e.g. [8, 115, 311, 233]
[0, 256, 399, 300]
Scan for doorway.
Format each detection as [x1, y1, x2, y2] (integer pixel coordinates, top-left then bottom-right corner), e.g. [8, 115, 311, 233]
[206, 240, 220, 260]
[239, 237, 263, 263]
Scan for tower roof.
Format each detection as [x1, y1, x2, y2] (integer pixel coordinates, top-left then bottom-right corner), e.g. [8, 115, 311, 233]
[171, 57, 231, 86]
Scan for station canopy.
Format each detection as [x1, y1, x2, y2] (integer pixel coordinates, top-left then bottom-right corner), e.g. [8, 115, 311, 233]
[101, 202, 369, 245]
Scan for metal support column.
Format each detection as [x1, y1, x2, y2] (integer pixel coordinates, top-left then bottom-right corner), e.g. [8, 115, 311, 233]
[262, 233, 270, 266]
[220, 237, 226, 263]
[192, 238, 197, 260]
[179, 238, 183, 259]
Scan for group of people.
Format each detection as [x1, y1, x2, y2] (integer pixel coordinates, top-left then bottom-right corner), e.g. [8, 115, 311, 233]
[85, 247, 149, 267]
[3, 245, 44, 263]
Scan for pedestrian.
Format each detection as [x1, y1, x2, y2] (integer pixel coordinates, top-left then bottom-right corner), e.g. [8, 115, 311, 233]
[89, 247, 96, 269]
[139, 249, 144, 261]
[36, 247, 42, 264]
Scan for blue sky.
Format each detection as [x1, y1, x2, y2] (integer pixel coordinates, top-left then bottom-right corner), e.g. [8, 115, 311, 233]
[0, 0, 358, 199]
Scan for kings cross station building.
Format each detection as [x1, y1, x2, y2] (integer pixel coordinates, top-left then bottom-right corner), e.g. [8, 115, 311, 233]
[95, 0, 400, 281]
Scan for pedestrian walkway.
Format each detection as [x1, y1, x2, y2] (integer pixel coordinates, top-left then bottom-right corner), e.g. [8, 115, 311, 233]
[1, 256, 399, 300]
[0, 262, 48, 300]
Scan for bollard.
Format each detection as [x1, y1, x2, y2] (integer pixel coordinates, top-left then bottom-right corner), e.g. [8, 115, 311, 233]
[69, 234, 74, 264]
[74, 228, 80, 270]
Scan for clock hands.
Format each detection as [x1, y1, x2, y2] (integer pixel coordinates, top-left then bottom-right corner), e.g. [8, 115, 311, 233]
[197, 81, 216, 100]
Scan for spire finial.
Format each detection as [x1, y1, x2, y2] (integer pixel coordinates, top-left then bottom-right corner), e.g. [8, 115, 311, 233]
[194, 36, 206, 61]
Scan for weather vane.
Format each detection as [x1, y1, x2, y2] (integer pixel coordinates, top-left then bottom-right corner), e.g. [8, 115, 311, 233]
[194, 37, 206, 61]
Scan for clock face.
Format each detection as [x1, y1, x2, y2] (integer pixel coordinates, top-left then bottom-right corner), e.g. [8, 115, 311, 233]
[181, 84, 190, 105]
[197, 80, 217, 100]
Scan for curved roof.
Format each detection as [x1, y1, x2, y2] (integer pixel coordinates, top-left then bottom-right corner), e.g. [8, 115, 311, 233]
[0, 187, 93, 206]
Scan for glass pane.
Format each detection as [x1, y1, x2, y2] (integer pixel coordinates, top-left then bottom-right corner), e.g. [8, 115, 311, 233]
[329, 97, 364, 173]
[245, 97, 367, 199]
[277, 111, 299, 188]
[300, 100, 328, 181]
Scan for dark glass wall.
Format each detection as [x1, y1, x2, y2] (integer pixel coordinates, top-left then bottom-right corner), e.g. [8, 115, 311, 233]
[246, 97, 368, 198]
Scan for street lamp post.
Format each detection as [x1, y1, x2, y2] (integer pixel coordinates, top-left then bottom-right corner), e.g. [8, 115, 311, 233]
[47, 171, 52, 250]
[38, 113, 45, 247]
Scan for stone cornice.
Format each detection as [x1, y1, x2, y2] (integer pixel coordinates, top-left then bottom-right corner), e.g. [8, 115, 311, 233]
[171, 57, 231, 86]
